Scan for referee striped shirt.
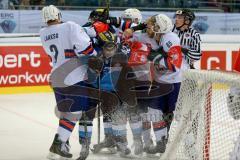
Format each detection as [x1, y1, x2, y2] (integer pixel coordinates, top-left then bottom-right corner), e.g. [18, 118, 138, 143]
[172, 25, 202, 64]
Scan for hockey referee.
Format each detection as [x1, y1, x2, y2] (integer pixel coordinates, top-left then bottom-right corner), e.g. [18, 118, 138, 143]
[172, 9, 202, 69]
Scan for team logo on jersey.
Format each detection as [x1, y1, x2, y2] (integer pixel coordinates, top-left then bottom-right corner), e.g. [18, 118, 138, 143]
[185, 33, 190, 37]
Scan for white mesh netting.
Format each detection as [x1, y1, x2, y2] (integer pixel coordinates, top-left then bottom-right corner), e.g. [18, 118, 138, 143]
[161, 70, 240, 160]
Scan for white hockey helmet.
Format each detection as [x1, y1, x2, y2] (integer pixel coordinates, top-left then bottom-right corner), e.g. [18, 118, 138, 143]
[153, 14, 173, 34]
[42, 5, 61, 23]
[121, 8, 142, 23]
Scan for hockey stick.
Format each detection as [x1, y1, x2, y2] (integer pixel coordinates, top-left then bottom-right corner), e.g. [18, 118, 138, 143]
[95, 0, 110, 144]
[148, 62, 154, 95]
[106, 0, 110, 17]
[97, 71, 101, 144]
[81, 111, 91, 159]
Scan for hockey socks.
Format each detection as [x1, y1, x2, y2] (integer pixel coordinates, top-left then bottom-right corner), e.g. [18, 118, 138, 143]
[153, 120, 168, 142]
[103, 115, 113, 135]
[142, 121, 152, 145]
[79, 120, 93, 141]
[129, 115, 143, 139]
[57, 118, 76, 142]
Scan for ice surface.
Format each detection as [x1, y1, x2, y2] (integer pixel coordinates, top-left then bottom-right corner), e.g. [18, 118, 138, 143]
[0, 93, 158, 160]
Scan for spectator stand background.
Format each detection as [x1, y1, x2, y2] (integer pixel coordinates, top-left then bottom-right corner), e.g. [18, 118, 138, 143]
[0, 9, 240, 34]
[0, 0, 240, 12]
[0, 0, 240, 34]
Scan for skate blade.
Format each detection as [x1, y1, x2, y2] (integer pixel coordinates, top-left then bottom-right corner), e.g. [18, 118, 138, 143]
[146, 153, 160, 159]
[131, 154, 144, 159]
[119, 152, 132, 159]
[91, 147, 117, 155]
[107, 147, 117, 154]
[47, 152, 72, 160]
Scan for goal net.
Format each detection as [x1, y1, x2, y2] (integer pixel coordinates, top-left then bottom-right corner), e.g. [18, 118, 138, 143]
[161, 69, 240, 160]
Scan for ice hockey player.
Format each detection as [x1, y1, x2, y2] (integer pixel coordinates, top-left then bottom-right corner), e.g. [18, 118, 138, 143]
[85, 8, 144, 156]
[39, 5, 97, 160]
[75, 10, 113, 159]
[83, 8, 142, 46]
[117, 8, 142, 39]
[88, 30, 136, 157]
[117, 8, 146, 156]
[124, 14, 185, 154]
[126, 16, 161, 154]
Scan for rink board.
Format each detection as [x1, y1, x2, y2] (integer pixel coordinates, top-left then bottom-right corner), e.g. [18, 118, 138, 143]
[0, 85, 52, 94]
[0, 83, 228, 95]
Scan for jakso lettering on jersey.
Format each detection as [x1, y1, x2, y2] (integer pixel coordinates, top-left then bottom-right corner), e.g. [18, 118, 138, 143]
[44, 33, 58, 41]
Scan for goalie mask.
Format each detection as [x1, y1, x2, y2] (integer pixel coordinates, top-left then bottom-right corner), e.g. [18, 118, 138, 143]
[103, 42, 117, 58]
[98, 31, 117, 58]
[42, 5, 62, 23]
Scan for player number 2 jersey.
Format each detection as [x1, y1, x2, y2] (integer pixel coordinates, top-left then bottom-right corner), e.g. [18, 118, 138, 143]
[40, 21, 96, 85]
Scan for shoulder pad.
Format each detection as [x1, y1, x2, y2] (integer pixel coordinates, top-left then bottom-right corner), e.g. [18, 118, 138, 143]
[92, 21, 109, 34]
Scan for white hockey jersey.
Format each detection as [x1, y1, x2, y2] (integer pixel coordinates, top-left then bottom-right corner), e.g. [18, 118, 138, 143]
[40, 21, 96, 86]
[155, 32, 188, 83]
[132, 32, 159, 51]
[130, 32, 160, 82]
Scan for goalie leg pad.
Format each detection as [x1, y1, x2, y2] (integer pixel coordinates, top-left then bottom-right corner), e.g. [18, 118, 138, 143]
[227, 91, 240, 120]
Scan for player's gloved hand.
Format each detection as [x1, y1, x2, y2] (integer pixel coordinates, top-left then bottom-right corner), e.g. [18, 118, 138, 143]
[98, 16, 108, 23]
[147, 48, 167, 61]
[82, 21, 92, 27]
[103, 16, 116, 24]
[111, 53, 128, 67]
[88, 56, 104, 73]
[147, 50, 160, 61]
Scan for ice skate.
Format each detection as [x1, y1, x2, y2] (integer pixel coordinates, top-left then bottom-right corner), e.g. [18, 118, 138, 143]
[147, 136, 168, 154]
[132, 137, 143, 155]
[76, 138, 90, 160]
[92, 135, 116, 154]
[143, 139, 154, 153]
[116, 142, 131, 157]
[47, 134, 72, 160]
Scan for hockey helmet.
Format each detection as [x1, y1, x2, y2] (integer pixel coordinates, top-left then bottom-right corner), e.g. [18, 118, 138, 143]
[174, 9, 195, 25]
[152, 14, 173, 34]
[42, 5, 61, 23]
[121, 8, 142, 24]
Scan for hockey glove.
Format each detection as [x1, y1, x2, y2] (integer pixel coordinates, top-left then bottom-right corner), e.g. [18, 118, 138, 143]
[111, 53, 128, 67]
[147, 47, 167, 62]
[88, 57, 104, 73]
